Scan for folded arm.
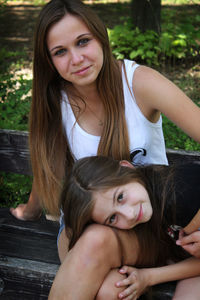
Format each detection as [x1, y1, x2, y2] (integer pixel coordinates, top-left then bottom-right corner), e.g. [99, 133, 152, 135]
[116, 257, 200, 299]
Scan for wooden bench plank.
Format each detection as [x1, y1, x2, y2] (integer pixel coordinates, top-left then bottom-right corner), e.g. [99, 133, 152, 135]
[1, 129, 200, 176]
[0, 209, 60, 299]
[166, 148, 200, 164]
[0, 256, 58, 300]
[0, 129, 31, 175]
[0, 256, 175, 300]
[0, 209, 60, 264]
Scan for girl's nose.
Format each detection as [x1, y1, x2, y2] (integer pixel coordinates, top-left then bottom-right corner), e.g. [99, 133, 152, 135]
[70, 50, 83, 65]
[123, 205, 135, 221]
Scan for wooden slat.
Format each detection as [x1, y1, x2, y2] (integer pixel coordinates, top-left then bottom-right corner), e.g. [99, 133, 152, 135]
[1, 130, 200, 176]
[0, 209, 60, 264]
[0, 256, 175, 300]
[0, 129, 31, 175]
[0, 209, 60, 299]
[166, 148, 200, 164]
[0, 256, 58, 300]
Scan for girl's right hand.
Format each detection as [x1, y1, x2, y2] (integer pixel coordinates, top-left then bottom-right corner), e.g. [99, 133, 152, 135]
[115, 266, 149, 299]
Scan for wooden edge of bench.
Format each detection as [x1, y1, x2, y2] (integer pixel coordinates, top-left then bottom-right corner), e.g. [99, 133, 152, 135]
[0, 255, 59, 282]
[0, 256, 59, 298]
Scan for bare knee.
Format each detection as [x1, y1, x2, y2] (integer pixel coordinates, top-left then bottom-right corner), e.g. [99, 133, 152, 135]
[57, 228, 69, 263]
[96, 268, 127, 300]
[77, 224, 121, 267]
[57, 224, 110, 263]
[173, 277, 200, 300]
[83, 224, 116, 248]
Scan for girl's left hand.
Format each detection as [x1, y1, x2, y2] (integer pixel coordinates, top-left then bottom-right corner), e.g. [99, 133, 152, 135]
[115, 266, 149, 299]
[176, 229, 200, 258]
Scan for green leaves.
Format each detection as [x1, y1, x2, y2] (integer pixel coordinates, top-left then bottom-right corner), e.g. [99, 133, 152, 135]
[0, 47, 33, 208]
[0, 73, 32, 130]
[108, 23, 160, 65]
[162, 114, 200, 151]
[0, 172, 32, 208]
[0, 47, 32, 131]
[108, 12, 200, 67]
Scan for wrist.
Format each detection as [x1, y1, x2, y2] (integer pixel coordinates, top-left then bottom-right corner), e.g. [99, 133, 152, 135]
[141, 268, 155, 287]
[142, 267, 164, 287]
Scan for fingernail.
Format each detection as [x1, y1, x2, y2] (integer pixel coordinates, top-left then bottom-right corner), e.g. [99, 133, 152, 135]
[176, 240, 181, 245]
[116, 282, 119, 287]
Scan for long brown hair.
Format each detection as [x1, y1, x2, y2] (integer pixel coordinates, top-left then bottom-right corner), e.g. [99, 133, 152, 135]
[29, 0, 129, 215]
[61, 156, 189, 265]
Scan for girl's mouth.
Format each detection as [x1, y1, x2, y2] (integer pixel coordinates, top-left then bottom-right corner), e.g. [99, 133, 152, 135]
[136, 204, 143, 222]
[73, 66, 90, 75]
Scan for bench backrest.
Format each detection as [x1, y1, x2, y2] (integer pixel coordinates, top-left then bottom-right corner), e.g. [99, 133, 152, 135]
[0, 129, 31, 175]
[1, 129, 200, 176]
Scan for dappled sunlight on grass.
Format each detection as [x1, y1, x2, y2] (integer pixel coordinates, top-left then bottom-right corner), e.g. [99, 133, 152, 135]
[162, 0, 200, 5]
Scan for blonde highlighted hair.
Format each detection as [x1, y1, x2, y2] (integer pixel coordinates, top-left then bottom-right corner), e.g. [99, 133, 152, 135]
[30, 0, 130, 215]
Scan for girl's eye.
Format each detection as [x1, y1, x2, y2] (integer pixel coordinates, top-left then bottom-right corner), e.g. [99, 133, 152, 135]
[54, 48, 67, 56]
[117, 193, 123, 203]
[109, 214, 116, 225]
[78, 38, 90, 47]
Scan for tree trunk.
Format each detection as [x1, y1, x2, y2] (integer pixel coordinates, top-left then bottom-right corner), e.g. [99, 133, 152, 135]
[131, 0, 161, 34]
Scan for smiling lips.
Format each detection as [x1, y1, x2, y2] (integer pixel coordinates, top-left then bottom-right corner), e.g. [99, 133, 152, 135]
[73, 65, 91, 75]
[136, 204, 143, 222]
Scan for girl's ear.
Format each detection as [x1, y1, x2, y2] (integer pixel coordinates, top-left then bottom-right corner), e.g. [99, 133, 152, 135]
[120, 160, 135, 169]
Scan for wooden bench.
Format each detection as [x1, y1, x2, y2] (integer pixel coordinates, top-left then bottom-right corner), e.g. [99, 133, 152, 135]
[1, 129, 200, 300]
[0, 129, 60, 299]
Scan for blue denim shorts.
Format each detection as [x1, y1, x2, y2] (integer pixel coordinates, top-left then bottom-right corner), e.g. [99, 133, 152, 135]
[57, 210, 65, 247]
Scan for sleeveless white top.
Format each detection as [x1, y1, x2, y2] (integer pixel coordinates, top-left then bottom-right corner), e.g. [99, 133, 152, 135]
[61, 59, 168, 166]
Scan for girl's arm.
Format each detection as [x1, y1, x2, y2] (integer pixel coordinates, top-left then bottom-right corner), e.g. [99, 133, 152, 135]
[116, 257, 200, 299]
[133, 66, 200, 143]
[144, 257, 200, 285]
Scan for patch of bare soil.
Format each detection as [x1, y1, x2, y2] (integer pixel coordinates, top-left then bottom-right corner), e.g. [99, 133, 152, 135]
[0, 3, 42, 63]
[0, 1, 130, 58]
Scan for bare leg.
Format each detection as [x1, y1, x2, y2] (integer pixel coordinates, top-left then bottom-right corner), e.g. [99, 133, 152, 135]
[173, 276, 200, 300]
[58, 227, 126, 300]
[10, 179, 42, 221]
[57, 228, 69, 262]
[49, 224, 139, 300]
[96, 269, 126, 300]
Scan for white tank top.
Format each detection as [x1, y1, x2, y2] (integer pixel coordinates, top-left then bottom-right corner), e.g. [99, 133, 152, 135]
[61, 59, 168, 165]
